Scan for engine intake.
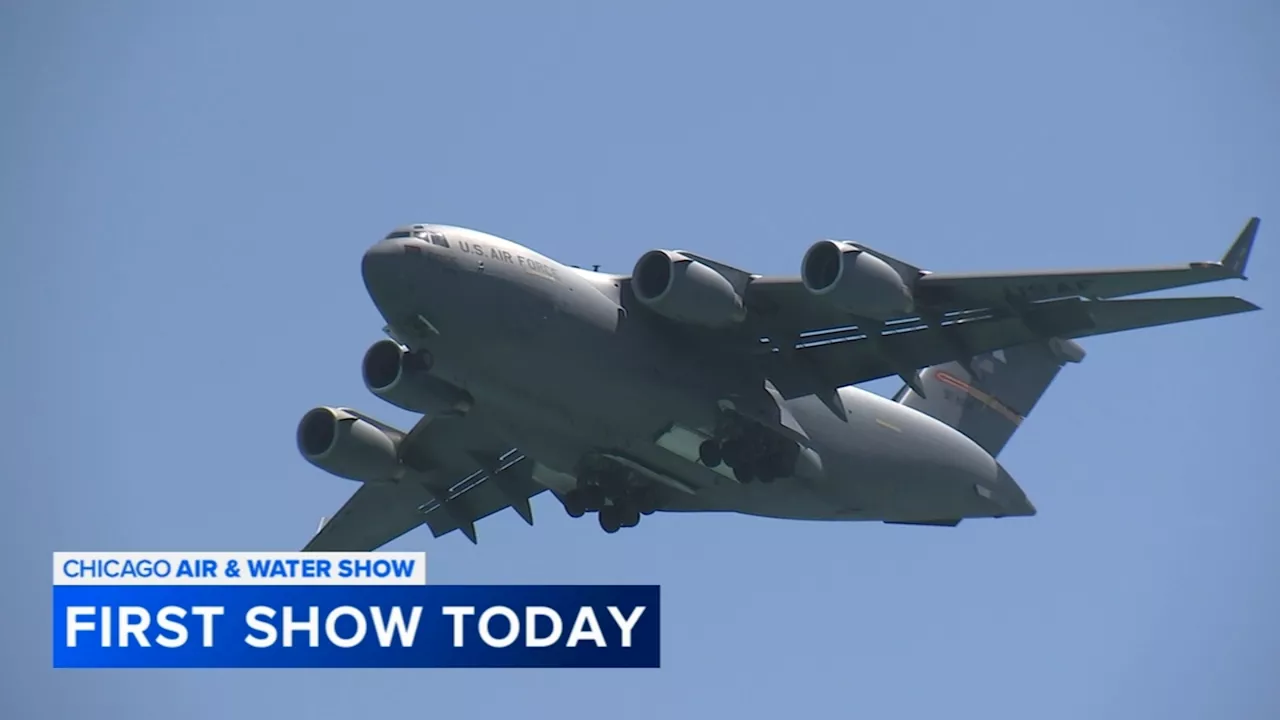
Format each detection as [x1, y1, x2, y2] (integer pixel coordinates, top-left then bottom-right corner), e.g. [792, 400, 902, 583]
[800, 240, 914, 320]
[297, 406, 401, 483]
[362, 339, 473, 415]
[632, 250, 745, 328]
[363, 339, 404, 392]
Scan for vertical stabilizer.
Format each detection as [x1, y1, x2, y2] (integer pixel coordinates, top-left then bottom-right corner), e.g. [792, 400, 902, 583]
[895, 338, 1085, 458]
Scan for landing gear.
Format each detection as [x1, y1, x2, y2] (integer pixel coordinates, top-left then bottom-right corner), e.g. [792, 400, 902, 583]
[701, 417, 801, 485]
[578, 484, 606, 511]
[563, 462, 656, 533]
[620, 504, 641, 528]
[631, 486, 658, 515]
[599, 504, 622, 533]
[698, 439, 722, 467]
[563, 493, 586, 518]
[596, 502, 640, 533]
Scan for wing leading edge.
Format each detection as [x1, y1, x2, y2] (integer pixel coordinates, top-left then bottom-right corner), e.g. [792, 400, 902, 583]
[743, 217, 1259, 341]
[912, 216, 1259, 308]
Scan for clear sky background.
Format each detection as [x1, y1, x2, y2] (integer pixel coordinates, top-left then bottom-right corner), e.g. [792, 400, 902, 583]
[4, 1, 1277, 718]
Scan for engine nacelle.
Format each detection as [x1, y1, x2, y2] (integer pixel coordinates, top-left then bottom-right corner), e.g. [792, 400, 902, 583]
[800, 240, 914, 320]
[296, 406, 402, 482]
[362, 339, 473, 415]
[631, 250, 746, 328]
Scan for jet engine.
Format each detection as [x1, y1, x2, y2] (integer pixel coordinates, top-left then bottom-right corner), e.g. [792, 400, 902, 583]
[296, 406, 401, 483]
[800, 240, 914, 320]
[631, 250, 746, 328]
[362, 339, 473, 415]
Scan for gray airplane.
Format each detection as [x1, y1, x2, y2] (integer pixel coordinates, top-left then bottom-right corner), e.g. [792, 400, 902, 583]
[296, 218, 1261, 549]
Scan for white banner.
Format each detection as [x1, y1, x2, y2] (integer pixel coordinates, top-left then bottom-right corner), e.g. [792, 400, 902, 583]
[52, 552, 427, 586]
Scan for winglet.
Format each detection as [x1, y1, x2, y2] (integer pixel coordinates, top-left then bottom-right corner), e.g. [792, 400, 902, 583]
[1220, 217, 1259, 279]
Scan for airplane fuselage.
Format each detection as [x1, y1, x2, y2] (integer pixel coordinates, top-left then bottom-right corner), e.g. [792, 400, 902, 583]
[359, 224, 1032, 524]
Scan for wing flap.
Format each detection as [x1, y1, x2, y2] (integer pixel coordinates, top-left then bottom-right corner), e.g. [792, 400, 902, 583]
[419, 455, 547, 539]
[768, 296, 1259, 398]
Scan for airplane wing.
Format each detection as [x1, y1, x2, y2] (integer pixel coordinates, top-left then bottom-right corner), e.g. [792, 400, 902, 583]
[911, 216, 1258, 308]
[303, 414, 546, 551]
[742, 217, 1259, 340]
[764, 295, 1260, 405]
[303, 480, 439, 552]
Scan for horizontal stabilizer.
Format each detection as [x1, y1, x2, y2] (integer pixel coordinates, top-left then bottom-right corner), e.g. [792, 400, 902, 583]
[896, 338, 1083, 458]
[1075, 296, 1259, 336]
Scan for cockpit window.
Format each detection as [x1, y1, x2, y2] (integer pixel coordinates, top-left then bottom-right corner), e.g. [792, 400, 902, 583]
[385, 231, 412, 240]
[428, 232, 450, 248]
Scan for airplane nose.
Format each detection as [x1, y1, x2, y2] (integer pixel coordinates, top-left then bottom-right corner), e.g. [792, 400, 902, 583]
[361, 237, 416, 320]
[362, 238, 406, 289]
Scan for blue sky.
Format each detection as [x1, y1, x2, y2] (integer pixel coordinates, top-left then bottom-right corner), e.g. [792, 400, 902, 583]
[4, 1, 1277, 717]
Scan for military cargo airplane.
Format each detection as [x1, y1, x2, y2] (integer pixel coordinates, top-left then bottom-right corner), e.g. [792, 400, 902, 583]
[296, 218, 1260, 549]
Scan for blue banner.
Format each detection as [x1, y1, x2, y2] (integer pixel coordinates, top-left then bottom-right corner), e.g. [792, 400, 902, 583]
[53, 585, 660, 668]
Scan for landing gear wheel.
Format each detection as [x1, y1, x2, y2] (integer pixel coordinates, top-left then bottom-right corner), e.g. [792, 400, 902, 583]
[633, 491, 658, 515]
[758, 452, 790, 483]
[563, 491, 586, 518]
[698, 439, 723, 467]
[580, 485, 606, 512]
[721, 438, 747, 470]
[599, 505, 622, 534]
[620, 505, 641, 528]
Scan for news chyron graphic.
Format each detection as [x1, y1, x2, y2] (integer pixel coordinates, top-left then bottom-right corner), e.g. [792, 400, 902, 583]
[53, 552, 659, 668]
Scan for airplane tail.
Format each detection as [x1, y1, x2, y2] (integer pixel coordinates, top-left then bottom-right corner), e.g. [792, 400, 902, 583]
[893, 338, 1086, 458]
